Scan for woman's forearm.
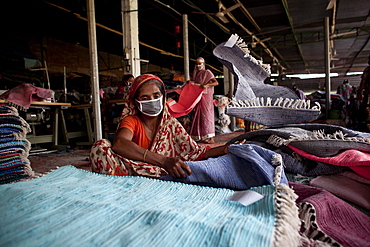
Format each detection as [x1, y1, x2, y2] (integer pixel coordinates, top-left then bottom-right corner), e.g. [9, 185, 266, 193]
[203, 145, 228, 160]
[112, 138, 167, 166]
[112, 138, 145, 161]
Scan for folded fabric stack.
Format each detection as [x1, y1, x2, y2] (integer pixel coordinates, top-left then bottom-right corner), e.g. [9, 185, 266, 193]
[226, 123, 370, 246]
[228, 123, 370, 179]
[0, 104, 33, 184]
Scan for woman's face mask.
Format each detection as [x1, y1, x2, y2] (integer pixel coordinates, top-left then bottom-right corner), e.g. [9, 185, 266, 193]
[196, 62, 204, 71]
[136, 95, 163, 116]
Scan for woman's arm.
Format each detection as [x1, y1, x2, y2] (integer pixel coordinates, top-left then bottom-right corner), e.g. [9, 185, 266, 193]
[112, 127, 145, 161]
[202, 139, 246, 160]
[201, 77, 219, 88]
[112, 128, 192, 178]
[202, 144, 228, 159]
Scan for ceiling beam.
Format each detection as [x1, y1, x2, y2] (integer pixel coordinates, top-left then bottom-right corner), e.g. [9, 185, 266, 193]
[219, 2, 285, 71]
[281, 0, 307, 71]
[45, 1, 223, 73]
[345, 34, 370, 74]
[234, 0, 291, 70]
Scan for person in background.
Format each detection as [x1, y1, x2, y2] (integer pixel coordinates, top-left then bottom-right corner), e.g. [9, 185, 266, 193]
[189, 57, 219, 144]
[347, 86, 360, 129]
[292, 84, 306, 100]
[337, 79, 353, 103]
[357, 55, 370, 131]
[358, 55, 370, 105]
[115, 74, 134, 99]
[90, 74, 230, 178]
[337, 79, 354, 127]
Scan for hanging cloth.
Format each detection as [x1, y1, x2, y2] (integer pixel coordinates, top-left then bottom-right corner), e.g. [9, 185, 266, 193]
[166, 82, 205, 118]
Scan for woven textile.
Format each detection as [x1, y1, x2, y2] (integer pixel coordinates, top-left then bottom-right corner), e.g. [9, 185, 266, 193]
[310, 173, 370, 210]
[227, 123, 370, 178]
[166, 82, 205, 118]
[0, 83, 53, 110]
[292, 182, 370, 247]
[161, 144, 288, 190]
[0, 104, 18, 115]
[288, 146, 370, 179]
[213, 34, 321, 126]
[0, 105, 33, 184]
[0, 165, 301, 247]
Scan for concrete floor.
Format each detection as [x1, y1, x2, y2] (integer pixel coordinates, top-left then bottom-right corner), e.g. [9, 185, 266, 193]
[28, 131, 245, 177]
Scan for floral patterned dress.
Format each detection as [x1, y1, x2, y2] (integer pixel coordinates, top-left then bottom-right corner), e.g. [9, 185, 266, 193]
[90, 74, 208, 177]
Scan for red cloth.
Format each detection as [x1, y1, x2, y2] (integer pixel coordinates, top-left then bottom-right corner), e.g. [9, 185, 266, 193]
[288, 144, 370, 179]
[0, 83, 53, 109]
[166, 82, 205, 118]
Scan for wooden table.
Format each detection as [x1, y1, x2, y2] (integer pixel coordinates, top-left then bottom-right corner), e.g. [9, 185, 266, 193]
[65, 104, 94, 145]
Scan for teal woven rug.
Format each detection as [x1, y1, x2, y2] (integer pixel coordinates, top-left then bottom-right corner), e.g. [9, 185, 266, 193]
[0, 166, 300, 247]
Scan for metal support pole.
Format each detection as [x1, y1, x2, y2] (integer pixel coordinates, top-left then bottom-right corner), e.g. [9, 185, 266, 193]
[44, 61, 51, 90]
[183, 14, 190, 82]
[324, 17, 331, 119]
[63, 66, 67, 102]
[87, 0, 102, 141]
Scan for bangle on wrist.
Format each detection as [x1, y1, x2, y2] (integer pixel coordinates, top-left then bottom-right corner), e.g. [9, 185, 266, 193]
[143, 149, 148, 162]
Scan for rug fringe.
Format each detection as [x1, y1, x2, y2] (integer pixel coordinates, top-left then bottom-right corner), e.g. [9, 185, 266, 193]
[20, 116, 31, 133]
[288, 129, 370, 144]
[267, 129, 370, 146]
[234, 34, 271, 74]
[272, 154, 284, 185]
[267, 135, 287, 147]
[228, 97, 321, 111]
[2, 100, 28, 112]
[298, 202, 341, 246]
[272, 158, 301, 247]
[13, 119, 31, 140]
[273, 183, 301, 247]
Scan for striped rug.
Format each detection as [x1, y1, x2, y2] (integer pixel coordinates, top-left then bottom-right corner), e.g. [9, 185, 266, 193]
[0, 104, 33, 184]
[0, 166, 300, 247]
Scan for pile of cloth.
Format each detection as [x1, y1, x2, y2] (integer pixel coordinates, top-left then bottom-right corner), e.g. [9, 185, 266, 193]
[226, 123, 370, 246]
[0, 104, 33, 184]
[0, 83, 53, 111]
[211, 34, 370, 245]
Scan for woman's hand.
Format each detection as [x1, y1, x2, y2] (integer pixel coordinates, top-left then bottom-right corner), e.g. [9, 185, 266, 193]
[162, 157, 192, 178]
[224, 139, 246, 154]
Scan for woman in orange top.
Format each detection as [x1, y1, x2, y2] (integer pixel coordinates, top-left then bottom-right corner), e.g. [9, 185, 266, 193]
[90, 74, 229, 178]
